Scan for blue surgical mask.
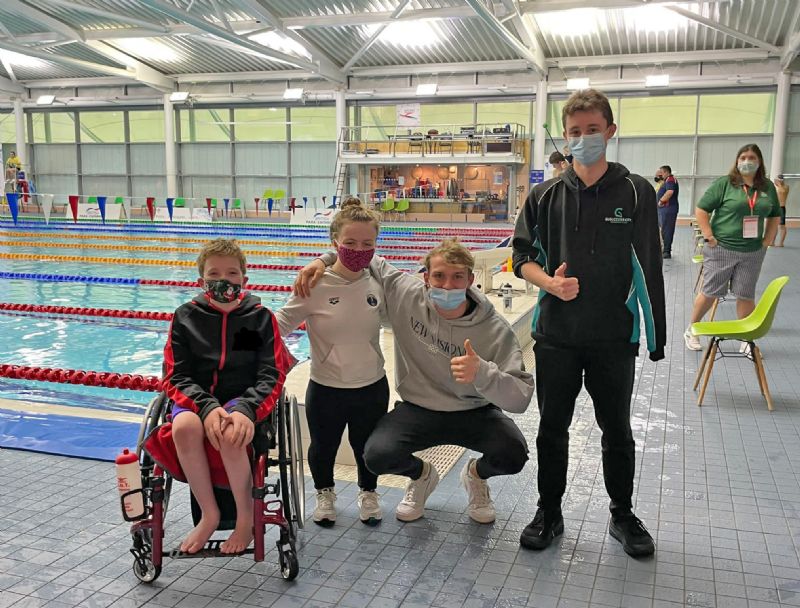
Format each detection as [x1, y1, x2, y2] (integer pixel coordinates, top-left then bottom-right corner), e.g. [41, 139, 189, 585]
[737, 161, 759, 175]
[568, 132, 607, 166]
[428, 286, 467, 310]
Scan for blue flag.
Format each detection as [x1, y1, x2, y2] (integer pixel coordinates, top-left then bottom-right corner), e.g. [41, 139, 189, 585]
[6, 192, 19, 224]
[166, 197, 174, 221]
[97, 196, 107, 224]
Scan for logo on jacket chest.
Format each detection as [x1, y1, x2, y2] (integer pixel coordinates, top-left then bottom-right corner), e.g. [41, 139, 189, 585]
[410, 316, 466, 357]
[328, 297, 340, 305]
[604, 207, 632, 224]
[367, 294, 378, 307]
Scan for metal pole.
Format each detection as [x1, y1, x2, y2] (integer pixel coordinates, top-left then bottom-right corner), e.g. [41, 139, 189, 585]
[533, 79, 547, 172]
[13, 97, 26, 167]
[163, 94, 177, 197]
[770, 71, 791, 177]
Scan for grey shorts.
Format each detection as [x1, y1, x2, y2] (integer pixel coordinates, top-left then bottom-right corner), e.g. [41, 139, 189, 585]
[702, 244, 767, 300]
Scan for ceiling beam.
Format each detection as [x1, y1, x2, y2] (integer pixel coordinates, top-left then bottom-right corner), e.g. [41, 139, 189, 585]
[0, 74, 24, 94]
[35, 0, 168, 32]
[666, 6, 780, 54]
[138, 0, 345, 84]
[498, 0, 548, 79]
[85, 40, 174, 92]
[550, 48, 771, 68]
[464, 0, 547, 76]
[0, 38, 132, 78]
[10, 0, 85, 42]
[350, 60, 532, 77]
[176, 70, 313, 83]
[780, 4, 800, 70]
[342, 0, 412, 72]
[81, 21, 262, 40]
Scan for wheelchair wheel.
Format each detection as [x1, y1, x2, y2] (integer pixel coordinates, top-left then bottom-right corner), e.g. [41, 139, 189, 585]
[278, 547, 299, 581]
[131, 529, 161, 583]
[277, 394, 305, 536]
[133, 557, 161, 583]
[136, 393, 173, 514]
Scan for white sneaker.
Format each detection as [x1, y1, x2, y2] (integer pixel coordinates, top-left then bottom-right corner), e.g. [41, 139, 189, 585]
[684, 328, 702, 351]
[396, 461, 439, 522]
[313, 488, 336, 527]
[460, 459, 496, 524]
[357, 490, 382, 526]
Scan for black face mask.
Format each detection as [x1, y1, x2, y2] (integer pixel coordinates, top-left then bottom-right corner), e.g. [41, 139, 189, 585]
[204, 279, 242, 303]
[654, 176, 663, 183]
[565, 154, 574, 164]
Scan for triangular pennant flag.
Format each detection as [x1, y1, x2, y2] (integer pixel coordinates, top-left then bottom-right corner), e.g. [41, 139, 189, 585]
[97, 196, 107, 224]
[120, 197, 131, 222]
[40, 194, 54, 224]
[68, 195, 79, 223]
[267, 198, 273, 215]
[332, 195, 338, 208]
[146, 197, 155, 221]
[206, 198, 212, 214]
[5, 192, 19, 224]
[289, 197, 297, 213]
[254, 197, 260, 216]
[302, 196, 308, 210]
[322, 196, 327, 208]
[223, 198, 229, 216]
[166, 197, 174, 222]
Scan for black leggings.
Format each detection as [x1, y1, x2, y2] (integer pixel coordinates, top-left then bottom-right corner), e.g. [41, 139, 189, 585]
[305, 376, 389, 491]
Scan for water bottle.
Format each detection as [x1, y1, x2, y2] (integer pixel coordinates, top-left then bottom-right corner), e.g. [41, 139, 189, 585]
[502, 283, 513, 313]
[115, 448, 144, 520]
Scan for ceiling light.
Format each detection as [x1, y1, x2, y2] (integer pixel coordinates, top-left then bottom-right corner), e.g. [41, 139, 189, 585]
[169, 91, 189, 102]
[0, 50, 47, 69]
[355, 90, 374, 96]
[416, 83, 438, 96]
[566, 78, 590, 90]
[629, 6, 687, 33]
[283, 87, 304, 100]
[645, 74, 670, 87]
[36, 94, 55, 106]
[113, 38, 180, 62]
[536, 9, 600, 38]
[250, 31, 313, 61]
[372, 21, 442, 49]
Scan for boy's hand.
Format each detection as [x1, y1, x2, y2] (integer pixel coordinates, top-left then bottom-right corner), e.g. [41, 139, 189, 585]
[226, 412, 255, 449]
[548, 262, 579, 301]
[451, 339, 481, 384]
[293, 259, 326, 298]
[203, 407, 229, 451]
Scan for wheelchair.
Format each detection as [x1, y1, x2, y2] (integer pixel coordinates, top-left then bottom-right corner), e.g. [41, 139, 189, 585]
[121, 391, 305, 583]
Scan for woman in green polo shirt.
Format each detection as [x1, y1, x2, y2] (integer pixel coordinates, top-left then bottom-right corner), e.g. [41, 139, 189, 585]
[684, 143, 781, 351]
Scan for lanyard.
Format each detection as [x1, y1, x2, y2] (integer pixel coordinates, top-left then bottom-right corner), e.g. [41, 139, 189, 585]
[742, 185, 758, 216]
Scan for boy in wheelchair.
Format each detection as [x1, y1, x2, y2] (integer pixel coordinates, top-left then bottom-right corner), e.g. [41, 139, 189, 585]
[155, 238, 294, 554]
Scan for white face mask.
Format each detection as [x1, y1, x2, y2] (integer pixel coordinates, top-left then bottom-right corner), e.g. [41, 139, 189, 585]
[737, 161, 759, 176]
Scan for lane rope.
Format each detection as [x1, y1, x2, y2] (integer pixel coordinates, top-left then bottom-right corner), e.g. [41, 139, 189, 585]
[0, 363, 161, 392]
[0, 252, 325, 269]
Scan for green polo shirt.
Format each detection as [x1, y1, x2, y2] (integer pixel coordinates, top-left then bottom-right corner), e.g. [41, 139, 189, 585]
[696, 176, 781, 252]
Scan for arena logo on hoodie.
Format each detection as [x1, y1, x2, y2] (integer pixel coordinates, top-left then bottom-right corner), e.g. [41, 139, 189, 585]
[605, 207, 632, 224]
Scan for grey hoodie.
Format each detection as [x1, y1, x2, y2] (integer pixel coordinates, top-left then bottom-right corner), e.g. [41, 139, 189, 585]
[320, 253, 534, 413]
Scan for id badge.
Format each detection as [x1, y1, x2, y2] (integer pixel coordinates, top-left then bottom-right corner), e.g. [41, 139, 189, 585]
[742, 216, 759, 239]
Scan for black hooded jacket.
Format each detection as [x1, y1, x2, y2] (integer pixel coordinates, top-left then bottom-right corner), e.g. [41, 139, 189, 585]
[162, 292, 294, 422]
[512, 162, 666, 361]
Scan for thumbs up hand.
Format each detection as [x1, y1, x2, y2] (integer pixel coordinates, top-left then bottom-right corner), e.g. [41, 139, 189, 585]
[451, 339, 481, 384]
[548, 262, 580, 301]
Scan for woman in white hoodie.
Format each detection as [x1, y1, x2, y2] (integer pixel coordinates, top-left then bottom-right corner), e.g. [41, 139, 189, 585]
[275, 198, 387, 527]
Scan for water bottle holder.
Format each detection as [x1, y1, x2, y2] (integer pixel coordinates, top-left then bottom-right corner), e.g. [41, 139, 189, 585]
[120, 488, 149, 522]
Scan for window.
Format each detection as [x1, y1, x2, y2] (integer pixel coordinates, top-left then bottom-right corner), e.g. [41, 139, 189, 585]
[698, 93, 775, 134]
[31, 112, 76, 143]
[477, 102, 531, 134]
[0, 113, 15, 143]
[420, 103, 473, 129]
[233, 107, 287, 141]
[290, 106, 336, 141]
[179, 108, 231, 142]
[618, 95, 697, 136]
[80, 111, 125, 143]
[128, 110, 165, 142]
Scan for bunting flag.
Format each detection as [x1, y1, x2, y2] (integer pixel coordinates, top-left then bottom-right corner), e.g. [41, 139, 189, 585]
[146, 197, 155, 221]
[302, 196, 308, 210]
[267, 197, 273, 215]
[289, 197, 297, 214]
[206, 198, 212, 214]
[254, 197, 260, 216]
[166, 197, 174, 222]
[223, 198, 229, 216]
[322, 196, 327, 208]
[5, 193, 19, 224]
[332, 195, 338, 208]
[40, 194, 54, 224]
[97, 196, 107, 224]
[68, 195, 79, 223]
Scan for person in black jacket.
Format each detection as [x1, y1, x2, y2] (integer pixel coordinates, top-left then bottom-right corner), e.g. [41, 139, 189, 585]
[512, 89, 666, 557]
[162, 239, 293, 555]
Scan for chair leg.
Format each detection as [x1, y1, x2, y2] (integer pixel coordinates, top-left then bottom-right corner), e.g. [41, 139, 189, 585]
[693, 339, 714, 391]
[709, 298, 720, 321]
[697, 338, 718, 406]
[753, 345, 774, 411]
[694, 266, 704, 293]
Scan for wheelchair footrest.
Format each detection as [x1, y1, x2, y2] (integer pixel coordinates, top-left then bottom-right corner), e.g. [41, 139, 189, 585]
[167, 540, 255, 559]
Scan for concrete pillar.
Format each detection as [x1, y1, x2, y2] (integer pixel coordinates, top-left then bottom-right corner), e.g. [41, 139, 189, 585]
[770, 71, 791, 177]
[163, 94, 177, 197]
[335, 88, 347, 138]
[532, 79, 548, 173]
[13, 97, 26, 168]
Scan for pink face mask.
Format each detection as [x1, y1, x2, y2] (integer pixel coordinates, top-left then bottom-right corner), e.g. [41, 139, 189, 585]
[337, 245, 375, 272]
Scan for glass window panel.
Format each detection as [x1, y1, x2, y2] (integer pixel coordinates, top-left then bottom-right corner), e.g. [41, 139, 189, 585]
[360, 105, 395, 128]
[128, 110, 165, 142]
[0, 113, 15, 143]
[233, 107, 287, 141]
[80, 111, 124, 143]
[789, 92, 800, 133]
[179, 108, 231, 142]
[290, 106, 336, 141]
[420, 103, 473, 130]
[618, 95, 697, 136]
[547, 97, 620, 135]
[32, 112, 76, 143]
[477, 101, 531, 135]
[698, 93, 775, 134]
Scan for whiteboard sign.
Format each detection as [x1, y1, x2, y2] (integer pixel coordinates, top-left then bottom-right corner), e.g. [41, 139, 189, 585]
[396, 103, 421, 127]
[65, 203, 122, 221]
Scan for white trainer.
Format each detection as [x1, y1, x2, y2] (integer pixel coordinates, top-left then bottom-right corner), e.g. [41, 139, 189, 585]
[357, 490, 382, 526]
[312, 488, 336, 527]
[396, 461, 439, 522]
[739, 342, 761, 359]
[460, 459, 496, 524]
[684, 328, 702, 351]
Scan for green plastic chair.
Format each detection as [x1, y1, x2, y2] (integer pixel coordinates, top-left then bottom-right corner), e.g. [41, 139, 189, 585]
[380, 196, 395, 221]
[394, 198, 410, 221]
[113, 196, 124, 204]
[273, 189, 286, 213]
[231, 197, 243, 217]
[691, 275, 790, 411]
[87, 196, 98, 204]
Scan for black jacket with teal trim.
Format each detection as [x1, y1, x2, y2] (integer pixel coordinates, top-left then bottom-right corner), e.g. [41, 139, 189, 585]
[512, 162, 666, 361]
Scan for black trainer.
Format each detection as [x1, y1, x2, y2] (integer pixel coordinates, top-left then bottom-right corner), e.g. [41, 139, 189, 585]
[520, 507, 563, 550]
[662, 252, 671, 259]
[609, 514, 655, 557]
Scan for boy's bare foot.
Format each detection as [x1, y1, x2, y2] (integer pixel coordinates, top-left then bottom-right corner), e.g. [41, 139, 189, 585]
[220, 518, 254, 554]
[180, 512, 220, 554]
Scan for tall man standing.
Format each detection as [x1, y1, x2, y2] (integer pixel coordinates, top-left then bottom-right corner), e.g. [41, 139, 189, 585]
[655, 165, 680, 259]
[512, 89, 666, 557]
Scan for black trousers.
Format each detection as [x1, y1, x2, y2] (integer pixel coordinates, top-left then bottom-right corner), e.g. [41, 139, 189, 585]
[534, 342, 636, 517]
[305, 376, 389, 491]
[363, 401, 529, 480]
